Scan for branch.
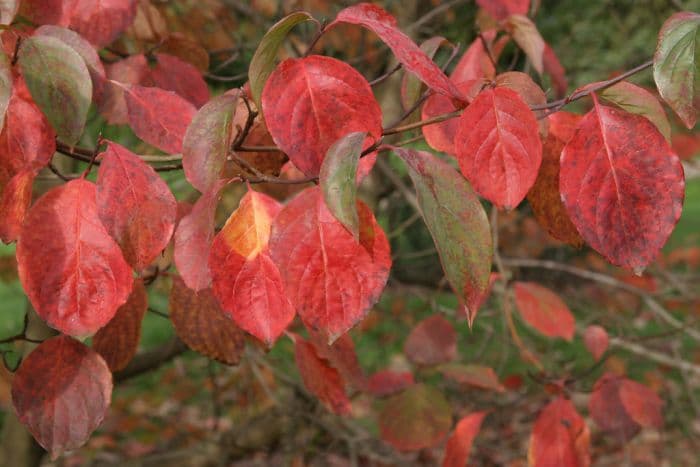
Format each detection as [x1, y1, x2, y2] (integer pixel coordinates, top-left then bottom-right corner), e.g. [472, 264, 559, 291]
[531, 59, 654, 112]
[114, 337, 188, 383]
[502, 257, 700, 342]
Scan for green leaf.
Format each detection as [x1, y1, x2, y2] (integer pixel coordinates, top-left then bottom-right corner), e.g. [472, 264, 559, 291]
[182, 92, 239, 193]
[394, 148, 492, 325]
[319, 132, 366, 240]
[599, 81, 671, 141]
[653, 12, 700, 129]
[18, 35, 92, 145]
[248, 11, 316, 113]
[378, 384, 452, 451]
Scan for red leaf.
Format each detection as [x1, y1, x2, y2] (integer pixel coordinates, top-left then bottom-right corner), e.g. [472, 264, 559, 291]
[455, 87, 542, 209]
[559, 96, 684, 273]
[439, 363, 506, 392]
[269, 187, 391, 343]
[332, 3, 463, 100]
[588, 373, 643, 441]
[19, 0, 71, 26]
[495, 71, 548, 129]
[476, 0, 529, 20]
[150, 53, 210, 108]
[543, 42, 567, 98]
[17, 179, 133, 336]
[513, 282, 575, 340]
[583, 325, 609, 361]
[404, 314, 457, 366]
[122, 83, 197, 154]
[292, 333, 351, 415]
[209, 190, 294, 346]
[92, 278, 148, 372]
[67, 0, 137, 47]
[451, 36, 497, 83]
[169, 276, 245, 365]
[619, 379, 663, 429]
[366, 371, 414, 397]
[443, 411, 488, 467]
[672, 133, 700, 160]
[0, 168, 35, 243]
[378, 384, 452, 451]
[309, 332, 366, 391]
[528, 397, 590, 467]
[401, 36, 452, 111]
[421, 80, 482, 155]
[0, 90, 56, 169]
[527, 111, 584, 247]
[261, 55, 382, 177]
[11, 336, 112, 458]
[96, 141, 177, 271]
[99, 54, 150, 124]
[174, 179, 227, 291]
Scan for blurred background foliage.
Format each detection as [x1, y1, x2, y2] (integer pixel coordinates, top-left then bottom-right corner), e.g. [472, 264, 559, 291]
[0, 0, 699, 465]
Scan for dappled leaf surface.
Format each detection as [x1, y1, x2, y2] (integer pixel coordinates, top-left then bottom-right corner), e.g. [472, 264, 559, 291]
[404, 314, 457, 366]
[35, 25, 106, 104]
[17, 179, 133, 336]
[559, 97, 684, 273]
[12, 336, 112, 458]
[378, 384, 452, 451]
[183, 92, 238, 193]
[93, 278, 148, 372]
[583, 325, 609, 361]
[293, 333, 351, 415]
[262, 55, 382, 177]
[396, 148, 492, 323]
[122, 84, 197, 154]
[455, 87, 542, 209]
[528, 397, 590, 467]
[526, 111, 584, 247]
[209, 190, 294, 346]
[18, 35, 92, 145]
[319, 132, 366, 239]
[174, 180, 227, 291]
[653, 12, 699, 129]
[443, 411, 488, 467]
[598, 81, 671, 141]
[513, 282, 575, 340]
[0, 47, 10, 129]
[269, 187, 391, 343]
[332, 3, 463, 100]
[169, 276, 245, 365]
[97, 141, 177, 271]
